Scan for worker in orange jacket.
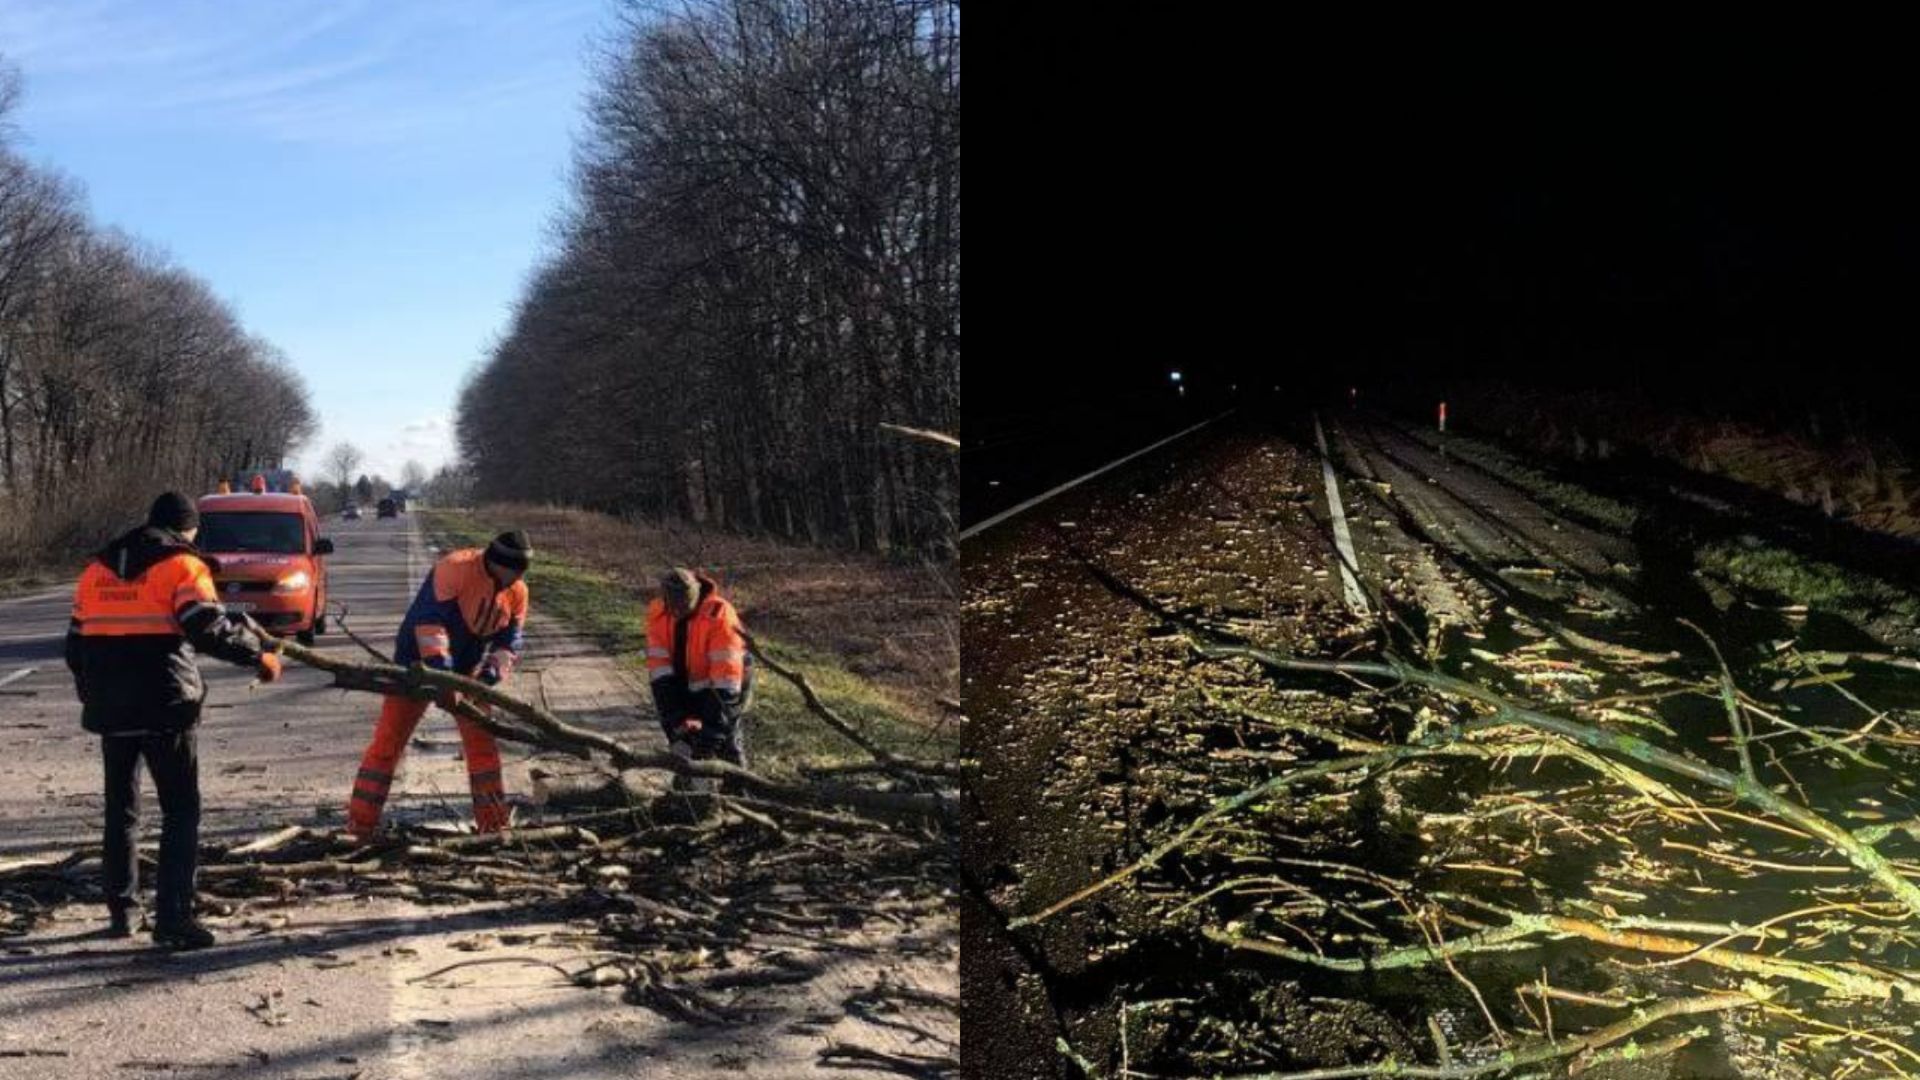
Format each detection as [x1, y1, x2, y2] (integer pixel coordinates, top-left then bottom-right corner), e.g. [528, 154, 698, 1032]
[646, 568, 752, 771]
[346, 531, 531, 838]
[65, 492, 284, 948]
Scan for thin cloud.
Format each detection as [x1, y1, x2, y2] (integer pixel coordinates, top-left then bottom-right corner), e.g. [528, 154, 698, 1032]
[1, 0, 594, 146]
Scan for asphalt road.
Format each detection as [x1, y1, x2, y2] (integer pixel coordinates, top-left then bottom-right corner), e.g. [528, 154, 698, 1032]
[0, 514, 955, 1078]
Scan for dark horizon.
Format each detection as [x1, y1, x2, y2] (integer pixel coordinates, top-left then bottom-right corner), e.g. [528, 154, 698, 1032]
[987, 38, 1920, 443]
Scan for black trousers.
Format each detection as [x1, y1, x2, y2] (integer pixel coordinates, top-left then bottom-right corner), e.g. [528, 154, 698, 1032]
[653, 673, 751, 768]
[101, 730, 201, 922]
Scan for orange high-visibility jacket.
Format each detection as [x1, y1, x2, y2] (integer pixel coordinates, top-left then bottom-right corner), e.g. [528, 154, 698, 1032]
[66, 525, 264, 733]
[645, 578, 746, 695]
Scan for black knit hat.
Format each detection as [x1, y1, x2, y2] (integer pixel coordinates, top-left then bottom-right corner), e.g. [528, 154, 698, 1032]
[661, 567, 700, 601]
[484, 530, 532, 572]
[147, 491, 199, 533]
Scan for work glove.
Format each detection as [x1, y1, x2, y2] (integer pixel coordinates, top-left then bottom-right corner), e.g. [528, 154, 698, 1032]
[257, 653, 283, 683]
[479, 650, 517, 687]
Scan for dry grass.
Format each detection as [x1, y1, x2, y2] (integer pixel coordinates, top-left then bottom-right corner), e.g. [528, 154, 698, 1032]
[423, 503, 958, 725]
[1691, 426, 1918, 535]
[0, 481, 161, 592]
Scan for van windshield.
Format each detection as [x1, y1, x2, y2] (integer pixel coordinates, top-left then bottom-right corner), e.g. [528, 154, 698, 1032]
[197, 512, 306, 555]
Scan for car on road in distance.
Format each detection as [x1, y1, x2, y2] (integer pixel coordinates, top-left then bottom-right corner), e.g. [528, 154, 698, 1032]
[342, 504, 362, 521]
[376, 497, 398, 519]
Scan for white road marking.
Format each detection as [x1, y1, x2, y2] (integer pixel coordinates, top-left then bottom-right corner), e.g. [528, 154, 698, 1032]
[0, 667, 37, 689]
[959, 409, 1238, 542]
[1314, 413, 1372, 617]
[0, 586, 70, 608]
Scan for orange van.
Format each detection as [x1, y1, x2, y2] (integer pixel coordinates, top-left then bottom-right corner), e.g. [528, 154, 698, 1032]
[194, 491, 333, 644]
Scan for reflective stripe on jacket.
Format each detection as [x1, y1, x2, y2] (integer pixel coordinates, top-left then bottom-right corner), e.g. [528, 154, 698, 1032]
[645, 577, 746, 694]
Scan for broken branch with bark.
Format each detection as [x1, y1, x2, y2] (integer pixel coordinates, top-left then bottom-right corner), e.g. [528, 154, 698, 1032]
[266, 635, 950, 825]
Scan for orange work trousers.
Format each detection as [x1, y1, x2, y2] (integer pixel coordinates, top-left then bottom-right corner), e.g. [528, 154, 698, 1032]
[347, 695, 508, 835]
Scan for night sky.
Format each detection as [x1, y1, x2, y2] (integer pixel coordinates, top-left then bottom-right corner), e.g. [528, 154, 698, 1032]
[985, 34, 1917, 439]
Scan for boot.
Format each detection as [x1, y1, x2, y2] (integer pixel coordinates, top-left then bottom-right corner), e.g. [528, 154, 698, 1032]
[105, 901, 134, 939]
[152, 918, 216, 950]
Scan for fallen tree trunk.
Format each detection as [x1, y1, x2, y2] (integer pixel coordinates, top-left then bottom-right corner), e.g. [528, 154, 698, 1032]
[268, 637, 950, 826]
[530, 769, 653, 810]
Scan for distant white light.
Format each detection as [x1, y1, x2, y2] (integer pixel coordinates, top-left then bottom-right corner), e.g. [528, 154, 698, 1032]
[1169, 370, 1182, 383]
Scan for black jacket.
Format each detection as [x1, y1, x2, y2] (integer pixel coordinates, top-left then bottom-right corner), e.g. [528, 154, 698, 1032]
[65, 526, 265, 735]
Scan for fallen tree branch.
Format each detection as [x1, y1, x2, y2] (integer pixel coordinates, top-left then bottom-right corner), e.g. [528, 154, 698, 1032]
[819, 1041, 959, 1078]
[1008, 737, 1490, 928]
[745, 634, 961, 781]
[199, 858, 381, 881]
[432, 825, 598, 852]
[1201, 991, 1759, 1079]
[267, 636, 951, 825]
[1208, 903, 1920, 999]
[1201, 918, 1550, 972]
[1194, 642, 1920, 916]
[1679, 619, 1757, 786]
[226, 825, 314, 856]
[408, 956, 577, 985]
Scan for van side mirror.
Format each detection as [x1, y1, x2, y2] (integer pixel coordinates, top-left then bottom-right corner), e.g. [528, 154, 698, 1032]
[313, 538, 336, 556]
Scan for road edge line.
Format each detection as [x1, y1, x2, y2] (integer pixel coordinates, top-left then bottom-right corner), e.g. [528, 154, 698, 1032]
[1314, 412, 1372, 617]
[959, 409, 1238, 542]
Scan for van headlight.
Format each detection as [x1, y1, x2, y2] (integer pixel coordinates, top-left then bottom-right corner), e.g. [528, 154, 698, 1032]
[273, 571, 311, 594]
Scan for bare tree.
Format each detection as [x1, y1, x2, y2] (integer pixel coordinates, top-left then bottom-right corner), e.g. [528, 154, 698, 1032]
[400, 459, 428, 492]
[1, 82, 314, 570]
[0, 55, 22, 140]
[457, 0, 959, 555]
[325, 442, 365, 494]
[423, 462, 474, 507]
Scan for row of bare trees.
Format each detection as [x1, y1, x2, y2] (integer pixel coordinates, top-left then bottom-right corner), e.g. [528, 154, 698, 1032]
[0, 61, 314, 570]
[457, 0, 959, 554]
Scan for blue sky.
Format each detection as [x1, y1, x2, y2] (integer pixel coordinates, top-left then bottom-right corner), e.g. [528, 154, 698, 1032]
[0, 0, 612, 482]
